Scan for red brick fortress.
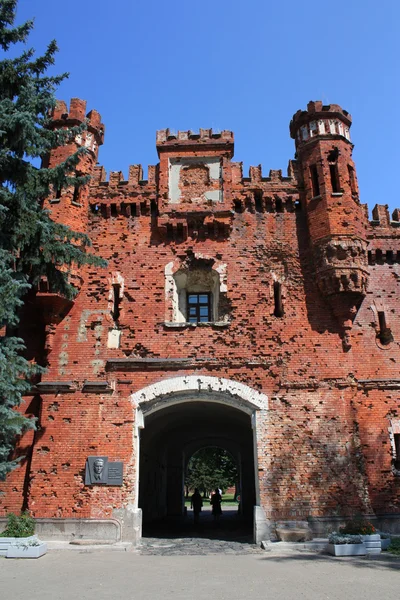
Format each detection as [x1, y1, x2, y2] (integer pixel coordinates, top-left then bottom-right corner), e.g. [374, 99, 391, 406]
[1, 100, 399, 544]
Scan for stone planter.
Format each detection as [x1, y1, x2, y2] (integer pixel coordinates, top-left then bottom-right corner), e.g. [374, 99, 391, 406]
[362, 534, 381, 555]
[327, 543, 366, 556]
[381, 538, 391, 551]
[0, 536, 47, 559]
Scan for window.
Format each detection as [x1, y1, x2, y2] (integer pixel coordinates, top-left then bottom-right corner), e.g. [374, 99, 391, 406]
[348, 165, 357, 196]
[165, 254, 228, 325]
[395, 434, 400, 470]
[377, 310, 392, 346]
[112, 284, 121, 322]
[328, 148, 340, 193]
[273, 282, 284, 317]
[310, 164, 320, 197]
[187, 293, 212, 323]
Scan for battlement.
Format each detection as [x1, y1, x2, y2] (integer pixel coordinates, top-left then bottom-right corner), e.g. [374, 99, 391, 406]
[91, 164, 158, 189]
[290, 100, 352, 145]
[48, 98, 105, 144]
[156, 128, 234, 156]
[367, 204, 400, 231]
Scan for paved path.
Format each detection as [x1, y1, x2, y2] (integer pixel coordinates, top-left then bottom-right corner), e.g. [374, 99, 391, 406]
[1, 547, 400, 600]
[139, 535, 262, 555]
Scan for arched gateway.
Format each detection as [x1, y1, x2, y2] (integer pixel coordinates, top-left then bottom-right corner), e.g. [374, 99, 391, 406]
[127, 376, 269, 544]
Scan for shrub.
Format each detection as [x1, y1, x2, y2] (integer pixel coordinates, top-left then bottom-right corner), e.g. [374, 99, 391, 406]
[1, 512, 35, 538]
[388, 538, 400, 556]
[329, 532, 363, 545]
[339, 520, 376, 535]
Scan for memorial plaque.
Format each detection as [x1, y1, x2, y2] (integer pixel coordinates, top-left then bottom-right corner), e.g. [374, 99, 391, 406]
[107, 462, 123, 486]
[85, 456, 108, 485]
[85, 456, 123, 486]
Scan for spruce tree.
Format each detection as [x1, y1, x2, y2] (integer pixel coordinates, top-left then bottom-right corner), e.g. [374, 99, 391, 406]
[0, 0, 104, 480]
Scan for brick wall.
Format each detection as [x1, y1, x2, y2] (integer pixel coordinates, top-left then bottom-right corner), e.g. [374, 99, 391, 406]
[1, 101, 399, 529]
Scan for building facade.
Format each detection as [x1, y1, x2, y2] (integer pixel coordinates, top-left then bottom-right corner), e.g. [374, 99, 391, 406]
[1, 99, 400, 544]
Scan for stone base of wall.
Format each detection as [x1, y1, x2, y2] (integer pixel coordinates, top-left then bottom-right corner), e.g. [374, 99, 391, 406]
[11, 511, 142, 545]
[307, 513, 400, 536]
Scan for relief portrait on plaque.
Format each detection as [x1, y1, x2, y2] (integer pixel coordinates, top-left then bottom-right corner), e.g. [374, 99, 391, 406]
[85, 456, 109, 485]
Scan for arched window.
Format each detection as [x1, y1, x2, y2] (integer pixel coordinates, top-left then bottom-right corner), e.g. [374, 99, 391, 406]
[165, 254, 228, 325]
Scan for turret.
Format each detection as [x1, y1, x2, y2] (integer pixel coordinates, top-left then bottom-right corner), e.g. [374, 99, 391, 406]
[290, 101, 369, 349]
[43, 98, 105, 233]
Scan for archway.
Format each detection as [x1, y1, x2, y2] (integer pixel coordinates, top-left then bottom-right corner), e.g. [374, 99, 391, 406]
[132, 376, 268, 542]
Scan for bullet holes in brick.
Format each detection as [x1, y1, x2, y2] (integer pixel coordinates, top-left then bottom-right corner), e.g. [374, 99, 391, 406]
[273, 281, 284, 317]
[310, 164, 320, 198]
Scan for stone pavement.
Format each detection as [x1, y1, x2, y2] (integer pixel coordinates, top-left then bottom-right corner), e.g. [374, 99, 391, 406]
[138, 535, 262, 555]
[1, 545, 400, 600]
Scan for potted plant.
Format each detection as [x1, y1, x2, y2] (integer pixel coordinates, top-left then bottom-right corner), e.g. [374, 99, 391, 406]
[327, 532, 366, 556]
[0, 512, 47, 559]
[379, 532, 391, 551]
[339, 520, 381, 555]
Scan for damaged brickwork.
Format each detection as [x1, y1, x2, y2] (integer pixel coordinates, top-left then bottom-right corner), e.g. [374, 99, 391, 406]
[1, 99, 400, 541]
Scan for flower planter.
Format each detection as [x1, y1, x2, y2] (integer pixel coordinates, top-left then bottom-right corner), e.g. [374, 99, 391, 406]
[361, 534, 381, 555]
[0, 536, 47, 559]
[328, 543, 366, 556]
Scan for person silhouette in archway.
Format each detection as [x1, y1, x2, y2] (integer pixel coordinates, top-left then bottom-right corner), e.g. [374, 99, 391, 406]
[210, 488, 222, 522]
[190, 488, 203, 525]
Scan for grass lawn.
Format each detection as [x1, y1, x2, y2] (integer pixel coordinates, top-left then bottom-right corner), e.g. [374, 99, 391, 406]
[185, 493, 239, 508]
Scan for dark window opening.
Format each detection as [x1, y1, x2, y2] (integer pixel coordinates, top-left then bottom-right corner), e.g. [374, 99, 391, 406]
[310, 164, 320, 197]
[273, 282, 284, 317]
[187, 293, 212, 323]
[111, 204, 118, 217]
[254, 190, 263, 212]
[112, 284, 121, 322]
[348, 165, 357, 195]
[234, 199, 243, 213]
[166, 223, 174, 240]
[329, 164, 340, 193]
[394, 433, 400, 470]
[150, 199, 158, 217]
[376, 249, 383, 264]
[328, 148, 340, 193]
[275, 198, 283, 213]
[386, 250, 394, 264]
[378, 311, 393, 345]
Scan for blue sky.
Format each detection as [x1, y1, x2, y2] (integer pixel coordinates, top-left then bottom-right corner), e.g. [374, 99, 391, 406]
[15, 0, 400, 216]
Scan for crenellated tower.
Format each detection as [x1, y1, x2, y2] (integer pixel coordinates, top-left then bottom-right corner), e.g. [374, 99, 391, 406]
[290, 101, 369, 349]
[43, 98, 105, 234]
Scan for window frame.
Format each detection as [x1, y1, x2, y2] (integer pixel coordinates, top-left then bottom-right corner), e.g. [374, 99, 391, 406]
[187, 292, 213, 323]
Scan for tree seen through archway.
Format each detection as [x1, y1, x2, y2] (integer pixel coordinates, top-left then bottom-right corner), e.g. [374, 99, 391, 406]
[185, 447, 238, 498]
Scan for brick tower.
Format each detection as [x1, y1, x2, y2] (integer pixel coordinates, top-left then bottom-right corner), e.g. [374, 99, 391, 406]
[290, 101, 369, 349]
[42, 98, 105, 234]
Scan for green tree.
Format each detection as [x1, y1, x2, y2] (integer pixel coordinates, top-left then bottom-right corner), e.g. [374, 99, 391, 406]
[0, 0, 104, 480]
[185, 447, 238, 497]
